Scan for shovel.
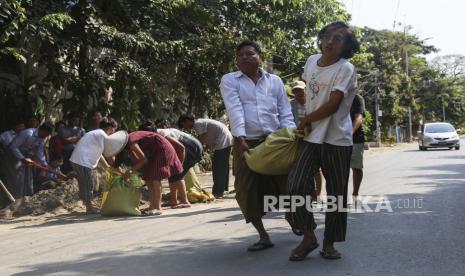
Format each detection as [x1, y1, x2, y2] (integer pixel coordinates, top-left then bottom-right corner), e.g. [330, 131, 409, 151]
[29, 160, 71, 180]
[0, 180, 15, 203]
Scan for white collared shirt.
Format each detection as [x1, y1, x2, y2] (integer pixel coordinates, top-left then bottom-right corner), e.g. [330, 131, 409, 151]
[220, 69, 295, 139]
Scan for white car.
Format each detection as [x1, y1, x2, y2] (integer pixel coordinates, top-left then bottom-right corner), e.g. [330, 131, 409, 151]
[418, 122, 460, 151]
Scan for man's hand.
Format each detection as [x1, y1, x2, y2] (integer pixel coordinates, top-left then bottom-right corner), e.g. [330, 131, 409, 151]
[24, 158, 34, 166]
[235, 137, 249, 157]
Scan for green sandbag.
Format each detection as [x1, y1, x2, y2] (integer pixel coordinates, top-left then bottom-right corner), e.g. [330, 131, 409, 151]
[101, 186, 142, 216]
[101, 172, 143, 216]
[244, 128, 304, 175]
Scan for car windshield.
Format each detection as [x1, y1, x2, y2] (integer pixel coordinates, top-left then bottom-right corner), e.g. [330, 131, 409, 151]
[425, 124, 455, 133]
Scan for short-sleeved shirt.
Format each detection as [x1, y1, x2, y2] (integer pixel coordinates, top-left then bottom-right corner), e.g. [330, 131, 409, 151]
[194, 119, 233, 150]
[59, 126, 85, 151]
[70, 129, 107, 169]
[351, 94, 366, 144]
[302, 54, 357, 146]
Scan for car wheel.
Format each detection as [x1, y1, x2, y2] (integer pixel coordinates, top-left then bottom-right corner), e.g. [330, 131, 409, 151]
[455, 145, 460, 150]
[419, 145, 423, 151]
[449, 147, 453, 150]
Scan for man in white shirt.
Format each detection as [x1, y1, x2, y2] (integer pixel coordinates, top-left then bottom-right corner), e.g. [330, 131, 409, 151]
[221, 40, 295, 252]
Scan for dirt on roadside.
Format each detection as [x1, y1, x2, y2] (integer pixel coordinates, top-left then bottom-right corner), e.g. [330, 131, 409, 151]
[0, 179, 84, 219]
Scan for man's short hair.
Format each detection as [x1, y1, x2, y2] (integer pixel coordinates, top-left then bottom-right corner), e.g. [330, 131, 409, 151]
[100, 117, 118, 129]
[178, 114, 195, 129]
[236, 40, 263, 55]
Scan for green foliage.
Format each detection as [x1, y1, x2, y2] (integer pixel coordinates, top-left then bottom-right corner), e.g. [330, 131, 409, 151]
[0, 0, 348, 130]
[352, 26, 465, 141]
[362, 110, 374, 141]
[1, 0, 464, 142]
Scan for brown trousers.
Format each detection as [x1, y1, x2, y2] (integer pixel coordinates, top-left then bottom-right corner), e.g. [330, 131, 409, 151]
[233, 140, 288, 223]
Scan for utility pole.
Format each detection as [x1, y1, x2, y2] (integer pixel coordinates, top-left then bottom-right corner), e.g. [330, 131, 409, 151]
[408, 106, 412, 142]
[375, 73, 381, 147]
[404, 27, 413, 142]
[442, 102, 446, 122]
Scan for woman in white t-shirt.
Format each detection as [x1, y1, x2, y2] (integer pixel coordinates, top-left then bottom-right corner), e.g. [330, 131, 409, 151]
[286, 22, 360, 261]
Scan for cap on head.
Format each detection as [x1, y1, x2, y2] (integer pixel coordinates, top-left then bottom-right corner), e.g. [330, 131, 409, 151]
[292, 81, 306, 91]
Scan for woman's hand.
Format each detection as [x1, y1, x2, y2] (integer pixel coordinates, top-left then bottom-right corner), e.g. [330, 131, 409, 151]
[297, 117, 308, 130]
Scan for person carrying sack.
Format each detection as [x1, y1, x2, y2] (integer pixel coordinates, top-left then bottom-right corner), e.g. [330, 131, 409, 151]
[220, 40, 296, 252]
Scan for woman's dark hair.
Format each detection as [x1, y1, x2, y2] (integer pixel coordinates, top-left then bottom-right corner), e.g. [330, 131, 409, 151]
[138, 120, 157, 132]
[236, 40, 263, 55]
[99, 117, 118, 129]
[317, 21, 360, 59]
[177, 114, 195, 129]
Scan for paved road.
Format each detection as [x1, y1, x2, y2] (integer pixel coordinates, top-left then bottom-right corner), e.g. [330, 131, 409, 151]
[1, 139, 464, 276]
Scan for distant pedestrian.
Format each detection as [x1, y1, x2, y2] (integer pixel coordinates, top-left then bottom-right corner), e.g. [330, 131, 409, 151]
[350, 93, 366, 197]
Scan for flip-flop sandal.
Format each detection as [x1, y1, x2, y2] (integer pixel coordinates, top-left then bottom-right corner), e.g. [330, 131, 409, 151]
[289, 242, 319, 261]
[292, 228, 304, 236]
[320, 249, 341, 259]
[142, 210, 162, 216]
[171, 204, 191, 209]
[247, 241, 274, 252]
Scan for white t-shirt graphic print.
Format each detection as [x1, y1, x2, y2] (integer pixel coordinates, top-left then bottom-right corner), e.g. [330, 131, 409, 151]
[302, 54, 357, 146]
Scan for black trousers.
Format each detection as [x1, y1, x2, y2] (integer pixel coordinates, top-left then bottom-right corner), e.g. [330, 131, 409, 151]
[212, 146, 231, 194]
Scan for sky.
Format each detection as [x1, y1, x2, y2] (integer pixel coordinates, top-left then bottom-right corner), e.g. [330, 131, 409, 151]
[338, 0, 465, 59]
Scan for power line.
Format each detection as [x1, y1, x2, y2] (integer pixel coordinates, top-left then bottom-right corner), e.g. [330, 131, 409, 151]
[393, 0, 401, 30]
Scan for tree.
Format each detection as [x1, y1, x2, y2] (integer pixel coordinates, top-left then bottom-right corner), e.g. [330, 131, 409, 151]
[353, 26, 439, 139]
[1, 0, 349, 131]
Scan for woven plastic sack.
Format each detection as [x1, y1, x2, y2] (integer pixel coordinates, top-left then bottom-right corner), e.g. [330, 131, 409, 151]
[101, 186, 142, 216]
[101, 170, 143, 216]
[185, 168, 214, 203]
[244, 128, 304, 175]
